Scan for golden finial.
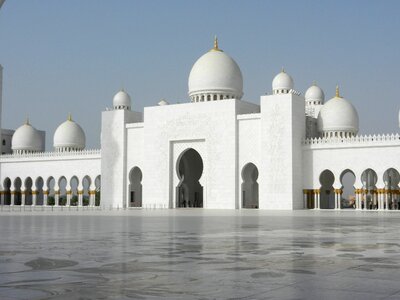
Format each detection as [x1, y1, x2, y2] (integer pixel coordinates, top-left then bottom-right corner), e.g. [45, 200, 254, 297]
[281, 67, 285, 73]
[68, 113, 72, 121]
[25, 116, 30, 125]
[210, 35, 223, 52]
[335, 85, 341, 98]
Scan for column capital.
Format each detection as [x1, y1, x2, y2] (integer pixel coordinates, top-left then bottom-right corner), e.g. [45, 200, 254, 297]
[334, 189, 342, 194]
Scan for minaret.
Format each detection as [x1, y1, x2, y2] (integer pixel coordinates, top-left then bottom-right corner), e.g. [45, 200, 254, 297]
[0, 65, 3, 156]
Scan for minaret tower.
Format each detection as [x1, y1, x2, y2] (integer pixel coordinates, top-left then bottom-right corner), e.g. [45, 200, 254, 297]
[0, 64, 3, 155]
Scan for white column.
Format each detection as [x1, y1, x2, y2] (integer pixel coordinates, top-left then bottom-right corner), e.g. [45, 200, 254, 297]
[385, 190, 389, 210]
[54, 190, 60, 206]
[363, 190, 368, 210]
[66, 190, 71, 206]
[21, 190, 26, 206]
[10, 191, 15, 206]
[317, 190, 320, 209]
[32, 190, 37, 206]
[43, 191, 48, 206]
[89, 190, 96, 207]
[78, 190, 83, 207]
[334, 190, 338, 210]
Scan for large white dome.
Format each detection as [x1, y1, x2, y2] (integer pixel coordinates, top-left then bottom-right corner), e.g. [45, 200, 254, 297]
[188, 38, 243, 101]
[12, 120, 42, 153]
[317, 87, 359, 136]
[305, 83, 325, 103]
[272, 69, 294, 94]
[53, 115, 86, 151]
[113, 90, 131, 110]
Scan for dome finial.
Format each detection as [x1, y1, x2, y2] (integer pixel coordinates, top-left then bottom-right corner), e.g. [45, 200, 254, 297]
[312, 80, 317, 86]
[211, 35, 222, 52]
[335, 85, 341, 98]
[25, 116, 30, 126]
[68, 113, 72, 121]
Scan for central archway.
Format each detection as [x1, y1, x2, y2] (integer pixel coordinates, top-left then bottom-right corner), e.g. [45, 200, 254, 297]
[241, 163, 259, 208]
[129, 167, 142, 207]
[176, 148, 203, 208]
[319, 170, 335, 209]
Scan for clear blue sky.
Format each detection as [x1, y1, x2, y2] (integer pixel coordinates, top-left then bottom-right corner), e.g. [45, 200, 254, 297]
[1, 0, 400, 149]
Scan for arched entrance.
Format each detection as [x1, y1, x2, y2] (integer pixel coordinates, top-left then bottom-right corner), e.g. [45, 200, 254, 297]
[24, 177, 33, 205]
[176, 148, 203, 208]
[383, 168, 400, 210]
[129, 167, 142, 207]
[361, 169, 377, 209]
[241, 163, 259, 208]
[319, 170, 335, 209]
[58, 177, 67, 206]
[340, 169, 356, 209]
[3, 178, 11, 205]
[13, 177, 22, 205]
[35, 177, 44, 205]
[95, 175, 101, 206]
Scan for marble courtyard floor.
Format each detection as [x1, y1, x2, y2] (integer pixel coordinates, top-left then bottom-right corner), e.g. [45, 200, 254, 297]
[0, 209, 400, 299]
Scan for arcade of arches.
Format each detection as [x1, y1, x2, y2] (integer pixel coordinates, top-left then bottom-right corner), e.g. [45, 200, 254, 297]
[0, 175, 101, 207]
[304, 168, 400, 210]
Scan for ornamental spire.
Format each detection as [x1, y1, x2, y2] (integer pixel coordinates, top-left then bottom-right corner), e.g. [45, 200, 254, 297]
[211, 35, 223, 52]
[68, 113, 72, 121]
[25, 116, 30, 125]
[335, 85, 341, 98]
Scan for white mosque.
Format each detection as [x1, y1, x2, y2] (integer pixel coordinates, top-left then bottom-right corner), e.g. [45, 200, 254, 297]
[1, 38, 400, 211]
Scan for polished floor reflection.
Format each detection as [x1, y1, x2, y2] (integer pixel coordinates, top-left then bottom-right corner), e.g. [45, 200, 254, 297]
[0, 210, 400, 299]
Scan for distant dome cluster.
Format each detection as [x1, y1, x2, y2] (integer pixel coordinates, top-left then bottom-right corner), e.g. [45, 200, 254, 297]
[10, 37, 362, 156]
[269, 69, 358, 138]
[10, 88, 135, 154]
[11, 115, 86, 154]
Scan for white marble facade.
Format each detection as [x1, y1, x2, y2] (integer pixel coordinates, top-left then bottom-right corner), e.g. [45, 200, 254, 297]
[1, 38, 400, 211]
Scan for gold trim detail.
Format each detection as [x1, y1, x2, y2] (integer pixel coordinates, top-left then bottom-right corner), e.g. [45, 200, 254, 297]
[210, 36, 223, 52]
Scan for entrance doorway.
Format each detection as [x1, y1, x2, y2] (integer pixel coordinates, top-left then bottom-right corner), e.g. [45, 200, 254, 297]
[176, 148, 203, 208]
[241, 163, 259, 208]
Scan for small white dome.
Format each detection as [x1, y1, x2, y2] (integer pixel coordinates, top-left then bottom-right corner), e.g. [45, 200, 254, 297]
[12, 120, 42, 153]
[113, 90, 131, 110]
[305, 83, 325, 103]
[272, 69, 294, 93]
[158, 99, 169, 106]
[317, 87, 359, 135]
[53, 115, 86, 151]
[188, 37, 243, 101]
